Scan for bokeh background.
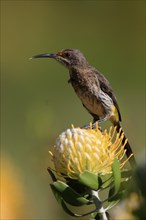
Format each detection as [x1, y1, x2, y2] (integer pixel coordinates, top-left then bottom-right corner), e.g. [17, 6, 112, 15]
[1, 1, 145, 219]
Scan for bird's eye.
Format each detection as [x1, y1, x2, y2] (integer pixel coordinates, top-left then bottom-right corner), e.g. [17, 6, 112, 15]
[64, 53, 70, 58]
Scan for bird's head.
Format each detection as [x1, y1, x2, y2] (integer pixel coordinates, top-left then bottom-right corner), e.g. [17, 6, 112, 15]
[31, 49, 88, 69]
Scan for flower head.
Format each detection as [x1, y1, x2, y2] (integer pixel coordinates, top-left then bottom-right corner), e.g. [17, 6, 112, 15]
[49, 124, 131, 179]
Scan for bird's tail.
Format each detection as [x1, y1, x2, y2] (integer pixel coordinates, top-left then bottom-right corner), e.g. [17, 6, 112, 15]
[115, 122, 136, 169]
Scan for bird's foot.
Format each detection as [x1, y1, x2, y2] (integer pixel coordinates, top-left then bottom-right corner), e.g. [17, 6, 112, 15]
[81, 124, 91, 130]
[81, 122, 102, 131]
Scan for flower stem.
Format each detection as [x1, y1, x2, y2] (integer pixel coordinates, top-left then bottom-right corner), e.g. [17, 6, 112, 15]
[91, 190, 108, 220]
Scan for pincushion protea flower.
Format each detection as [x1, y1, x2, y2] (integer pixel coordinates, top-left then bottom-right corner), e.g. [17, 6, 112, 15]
[49, 124, 131, 179]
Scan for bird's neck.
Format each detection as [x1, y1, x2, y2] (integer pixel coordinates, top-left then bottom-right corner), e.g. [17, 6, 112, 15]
[69, 66, 87, 82]
[68, 65, 96, 86]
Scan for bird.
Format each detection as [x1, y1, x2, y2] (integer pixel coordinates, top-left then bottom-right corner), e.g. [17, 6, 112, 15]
[31, 48, 136, 168]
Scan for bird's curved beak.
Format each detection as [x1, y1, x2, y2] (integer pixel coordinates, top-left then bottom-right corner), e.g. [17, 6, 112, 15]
[30, 52, 69, 66]
[30, 53, 56, 59]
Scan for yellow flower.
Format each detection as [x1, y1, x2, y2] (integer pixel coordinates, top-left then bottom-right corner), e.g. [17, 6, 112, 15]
[49, 124, 131, 179]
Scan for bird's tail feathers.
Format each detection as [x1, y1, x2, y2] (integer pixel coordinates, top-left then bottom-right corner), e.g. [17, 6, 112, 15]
[115, 122, 136, 168]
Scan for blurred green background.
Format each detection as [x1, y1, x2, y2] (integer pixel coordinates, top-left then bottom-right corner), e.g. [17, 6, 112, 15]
[1, 1, 145, 219]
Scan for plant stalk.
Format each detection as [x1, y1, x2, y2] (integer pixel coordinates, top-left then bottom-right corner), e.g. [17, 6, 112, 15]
[91, 190, 108, 220]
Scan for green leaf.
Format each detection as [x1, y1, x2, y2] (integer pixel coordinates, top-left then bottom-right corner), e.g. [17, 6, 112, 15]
[60, 198, 98, 218]
[66, 178, 89, 195]
[100, 173, 112, 183]
[50, 183, 63, 205]
[79, 171, 99, 190]
[47, 167, 57, 182]
[100, 174, 113, 189]
[108, 187, 126, 202]
[106, 200, 120, 210]
[108, 177, 130, 202]
[111, 159, 121, 195]
[50, 181, 89, 206]
[108, 159, 121, 201]
[50, 187, 83, 217]
[121, 169, 132, 179]
[120, 179, 132, 192]
[60, 198, 83, 217]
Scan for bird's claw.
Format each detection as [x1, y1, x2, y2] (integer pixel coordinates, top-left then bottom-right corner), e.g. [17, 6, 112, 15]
[81, 122, 102, 131]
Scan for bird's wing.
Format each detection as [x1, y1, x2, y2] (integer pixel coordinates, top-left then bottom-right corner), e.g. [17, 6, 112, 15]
[95, 69, 122, 122]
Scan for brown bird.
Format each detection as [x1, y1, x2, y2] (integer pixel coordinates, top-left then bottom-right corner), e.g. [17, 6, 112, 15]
[31, 48, 136, 168]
